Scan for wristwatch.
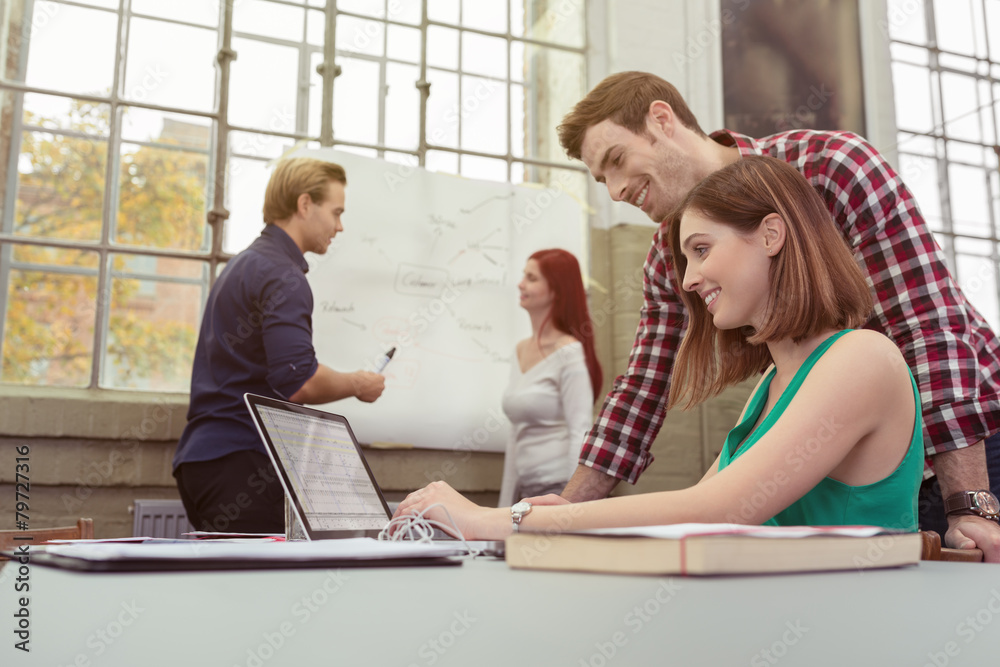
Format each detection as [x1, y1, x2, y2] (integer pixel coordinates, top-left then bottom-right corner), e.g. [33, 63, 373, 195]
[944, 490, 1000, 522]
[510, 501, 533, 533]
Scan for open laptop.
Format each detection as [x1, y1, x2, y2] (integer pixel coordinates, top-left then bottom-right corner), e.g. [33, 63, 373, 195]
[244, 393, 503, 555]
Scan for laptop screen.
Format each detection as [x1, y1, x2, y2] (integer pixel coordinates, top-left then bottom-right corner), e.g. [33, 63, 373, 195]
[244, 393, 391, 539]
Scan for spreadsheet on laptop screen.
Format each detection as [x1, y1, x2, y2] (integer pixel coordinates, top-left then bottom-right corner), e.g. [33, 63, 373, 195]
[256, 405, 388, 531]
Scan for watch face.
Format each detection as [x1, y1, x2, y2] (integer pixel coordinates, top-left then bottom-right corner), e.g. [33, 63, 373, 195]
[511, 501, 531, 514]
[974, 491, 1000, 516]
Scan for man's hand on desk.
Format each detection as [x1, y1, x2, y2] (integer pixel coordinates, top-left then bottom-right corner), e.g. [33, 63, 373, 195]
[946, 516, 1000, 563]
[560, 465, 619, 503]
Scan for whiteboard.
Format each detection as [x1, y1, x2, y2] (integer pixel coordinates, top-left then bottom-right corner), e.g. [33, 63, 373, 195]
[290, 148, 587, 452]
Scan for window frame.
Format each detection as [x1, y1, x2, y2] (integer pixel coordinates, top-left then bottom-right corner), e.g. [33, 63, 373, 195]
[0, 0, 590, 391]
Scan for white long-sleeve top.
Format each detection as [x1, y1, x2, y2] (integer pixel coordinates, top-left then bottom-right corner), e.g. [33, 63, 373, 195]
[498, 341, 594, 507]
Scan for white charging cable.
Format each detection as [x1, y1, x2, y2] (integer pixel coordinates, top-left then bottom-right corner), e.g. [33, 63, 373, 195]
[377, 503, 481, 557]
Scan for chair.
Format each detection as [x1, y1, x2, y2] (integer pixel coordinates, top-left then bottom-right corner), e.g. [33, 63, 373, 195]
[0, 518, 94, 559]
[919, 530, 984, 562]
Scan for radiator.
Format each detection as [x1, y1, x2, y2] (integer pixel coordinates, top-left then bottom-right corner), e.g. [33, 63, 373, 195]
[131, 499, 195, 539]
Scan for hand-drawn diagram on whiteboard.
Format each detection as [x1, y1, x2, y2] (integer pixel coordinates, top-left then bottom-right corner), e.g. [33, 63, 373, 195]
[290, 148, 587, 453]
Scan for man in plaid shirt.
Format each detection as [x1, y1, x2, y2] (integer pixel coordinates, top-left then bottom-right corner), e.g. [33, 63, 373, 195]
[554, 72, 1000, 561]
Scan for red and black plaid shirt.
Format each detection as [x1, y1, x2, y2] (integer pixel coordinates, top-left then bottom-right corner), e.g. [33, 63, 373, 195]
[580, 129, 1000, 482]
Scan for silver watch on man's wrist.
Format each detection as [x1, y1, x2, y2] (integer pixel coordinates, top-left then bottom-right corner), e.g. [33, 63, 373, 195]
[510, 501, 533, 532]
[944, 490, 1000, 522]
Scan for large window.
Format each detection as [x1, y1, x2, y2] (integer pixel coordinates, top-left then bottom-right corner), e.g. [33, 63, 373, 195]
[887, 0, 1000, 331]
[0, 0, 588, 391]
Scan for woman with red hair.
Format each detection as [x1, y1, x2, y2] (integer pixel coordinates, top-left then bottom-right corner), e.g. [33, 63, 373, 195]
[498, 249, 603, 506]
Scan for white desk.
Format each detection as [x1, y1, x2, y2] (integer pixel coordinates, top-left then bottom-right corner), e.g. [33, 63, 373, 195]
[2, 558, 999, 666]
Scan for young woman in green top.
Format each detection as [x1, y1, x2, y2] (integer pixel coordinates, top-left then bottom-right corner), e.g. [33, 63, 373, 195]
[392, 156, 923, 537]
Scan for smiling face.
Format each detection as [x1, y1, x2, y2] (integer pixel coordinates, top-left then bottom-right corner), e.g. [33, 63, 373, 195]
[580, 115, 702, 223]
[299, 180, 345, 255]
[518, 259, 554, 314]
[679, 210, 776, 331]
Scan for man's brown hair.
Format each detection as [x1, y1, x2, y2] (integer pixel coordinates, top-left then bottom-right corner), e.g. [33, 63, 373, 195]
[263, 157, 347, 224]
[557, 71, 707, 160]
[666, 155, 873, 409]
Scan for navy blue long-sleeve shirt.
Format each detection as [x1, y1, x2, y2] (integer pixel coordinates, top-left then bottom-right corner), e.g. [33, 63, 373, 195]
[173, 225, 319, 470]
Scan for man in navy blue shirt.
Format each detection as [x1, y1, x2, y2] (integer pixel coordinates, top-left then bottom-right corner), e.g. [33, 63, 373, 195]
[173, 157, 385, 533]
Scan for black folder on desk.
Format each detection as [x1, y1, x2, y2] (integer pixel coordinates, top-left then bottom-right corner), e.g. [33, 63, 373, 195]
[6, 539, 464, 573]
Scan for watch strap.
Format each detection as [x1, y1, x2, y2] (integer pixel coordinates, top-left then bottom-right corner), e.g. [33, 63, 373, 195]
[944, 491, 976, 515]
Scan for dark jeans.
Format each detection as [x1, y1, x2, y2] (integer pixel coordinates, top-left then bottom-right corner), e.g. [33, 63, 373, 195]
[918, 431, 1000, 537]
[175, 450, 285, 534]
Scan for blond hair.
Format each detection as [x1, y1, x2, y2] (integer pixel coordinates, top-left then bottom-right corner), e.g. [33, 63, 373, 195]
[263, 158, 347, 224]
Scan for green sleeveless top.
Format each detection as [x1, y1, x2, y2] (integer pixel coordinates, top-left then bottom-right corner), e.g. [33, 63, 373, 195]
[717, 330, 923, 531]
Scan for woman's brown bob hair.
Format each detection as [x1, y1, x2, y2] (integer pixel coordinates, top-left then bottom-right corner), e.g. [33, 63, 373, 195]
[557, 71, 706, 161]
[666, 155, 872, 409]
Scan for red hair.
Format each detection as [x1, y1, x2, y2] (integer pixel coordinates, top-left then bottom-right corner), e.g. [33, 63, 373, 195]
[529, 249, 604, 402]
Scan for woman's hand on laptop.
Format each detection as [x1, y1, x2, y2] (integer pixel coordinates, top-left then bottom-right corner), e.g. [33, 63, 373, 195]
[392, 481, 509, 540]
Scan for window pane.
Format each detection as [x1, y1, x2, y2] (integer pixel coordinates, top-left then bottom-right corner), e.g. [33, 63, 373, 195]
[309, 51, 324, 138]
[23, 2, 117, 95]
[387, 24, 421, 63]
[116, 141, 210, 251]
[333, 57, 380, 145]
[459, 75, 507, 155]
[981, 79, 996, 145]
[898, 153, 943, 230]
[426, 69, 459, 148]
[121, 108, 212, 149]
[338, 0, 385, 18]
[392, 0, 421, 25]
[307, 9, 325, 46]
[956, 254, 999, 332]
[462, 32, 507, 78]
[21, 93, 110, 136]
[104, 255, 206, 391]
[896, 132, 937, 157]
[949, 164, 991, 237]
[131, 0, 220, 27]
[224, 157, 269, 255]
[885, 0, 927, 44]
[890, 42, 929, 66]
[938, 52, 978, 73]
[337, 15, 385, 57]
[125, 18, 217, 112]
[461, 0, 506, 33]
[15, 130, 107, 242]
[229, 38, 299, 133]
[427, 25, 459, 70]
[233, 0, 304, 41]
[941, 72, 982, 142]
[891, 62, 935, 134]
[988, 1, 1000, 60]
[947, 141, 984, 166]
[385, 63, 420, 150]
[428, 0, 460, 25]
[2, 246, 99, 387]
[934, 0, 976, 56]
[518, 0, 586, 48]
